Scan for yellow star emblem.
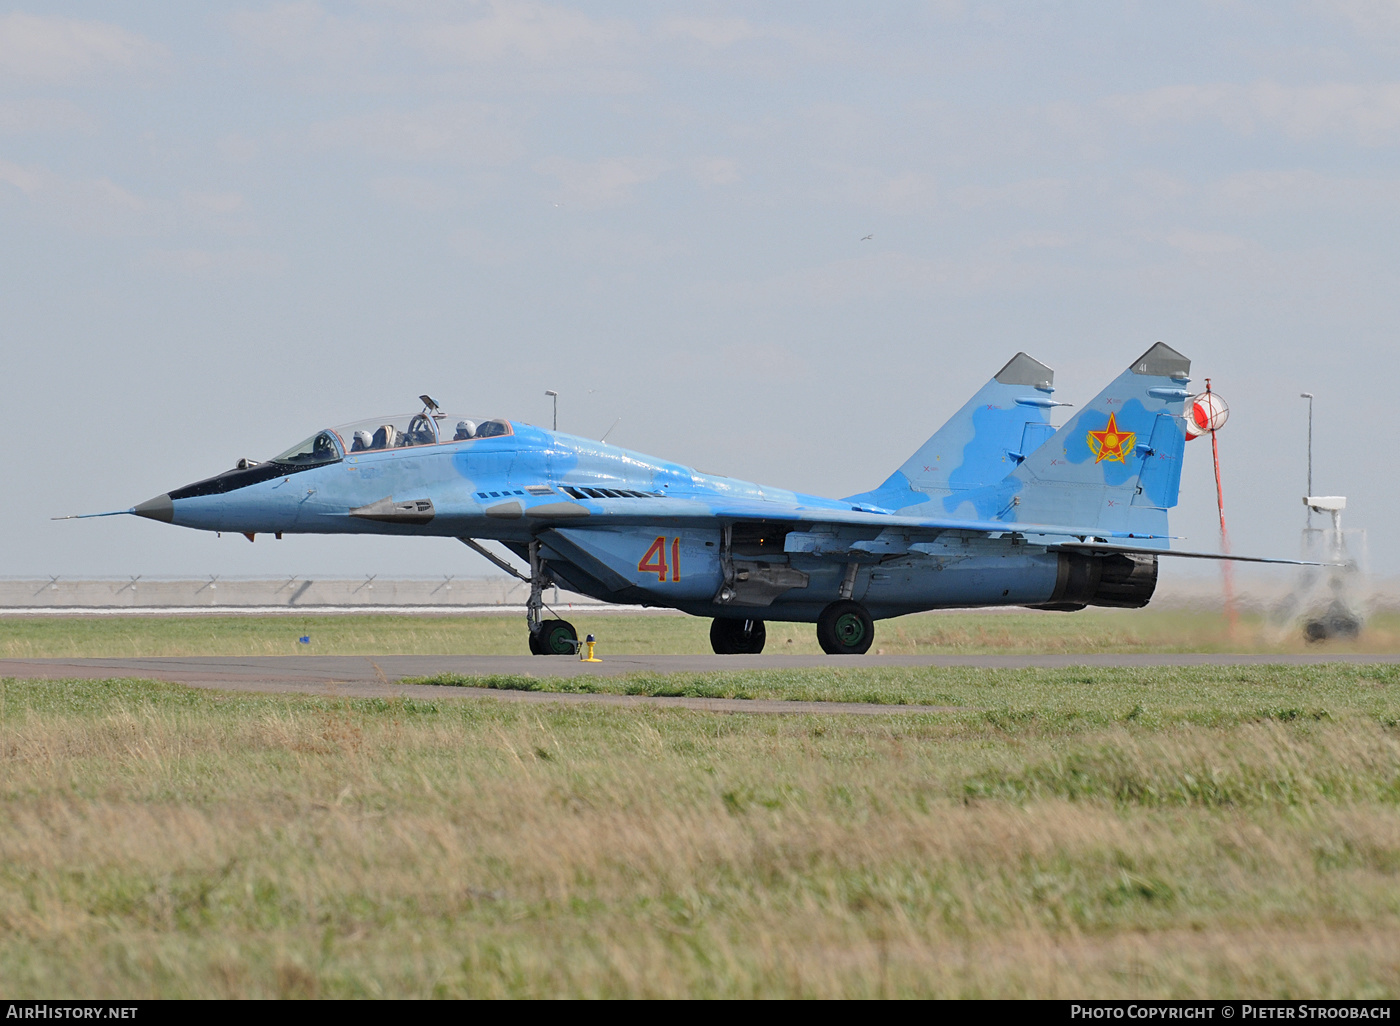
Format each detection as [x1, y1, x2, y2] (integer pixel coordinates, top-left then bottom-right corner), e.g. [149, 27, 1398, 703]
[1087, 411, 1135, 464]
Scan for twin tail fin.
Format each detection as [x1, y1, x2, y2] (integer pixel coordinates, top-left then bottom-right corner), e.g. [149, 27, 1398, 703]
[844, 352, 1063, 512]
[1000, 342, 1191, 543]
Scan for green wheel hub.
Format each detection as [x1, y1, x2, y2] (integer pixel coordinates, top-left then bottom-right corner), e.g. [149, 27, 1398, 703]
[834, 613, 866, 646]
[816, 600, 875, 655]
[542, 625, 573, 654]
[532, 618, 578, 655]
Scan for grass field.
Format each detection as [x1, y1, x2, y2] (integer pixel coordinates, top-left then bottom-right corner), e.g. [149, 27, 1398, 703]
[2, 663, 1399, 998]
[4, 608, 1400, 658]
[406, 661, 1400, 708]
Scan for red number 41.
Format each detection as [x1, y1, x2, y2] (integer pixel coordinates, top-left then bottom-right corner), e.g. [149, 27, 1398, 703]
[638, 536, 682, 582]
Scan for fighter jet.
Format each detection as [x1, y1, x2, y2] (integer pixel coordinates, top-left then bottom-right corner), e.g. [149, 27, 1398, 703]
[68, 344, 1316, 655]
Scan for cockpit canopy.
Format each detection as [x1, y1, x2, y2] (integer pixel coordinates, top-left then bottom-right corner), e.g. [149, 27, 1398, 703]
[272, 431, 343, 466]
[271, 414, 513, 467]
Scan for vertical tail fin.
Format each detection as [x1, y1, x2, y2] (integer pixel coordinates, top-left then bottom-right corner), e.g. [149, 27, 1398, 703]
[845, 353, 1062, 512]
[1002, 342, 1191, 542]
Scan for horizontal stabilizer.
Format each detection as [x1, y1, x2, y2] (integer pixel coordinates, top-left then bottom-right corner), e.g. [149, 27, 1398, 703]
[1052, 541, 1341, 567]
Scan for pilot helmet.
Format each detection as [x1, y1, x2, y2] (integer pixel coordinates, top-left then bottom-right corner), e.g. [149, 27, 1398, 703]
[353, 430, 372, 448]
[454, 420, 476, 439]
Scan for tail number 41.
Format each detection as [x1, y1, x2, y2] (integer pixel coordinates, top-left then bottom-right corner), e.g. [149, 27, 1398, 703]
[638, 536, 682, 582]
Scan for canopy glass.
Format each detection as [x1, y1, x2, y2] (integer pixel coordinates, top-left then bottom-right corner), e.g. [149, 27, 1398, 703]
[270, 414, 513, 466]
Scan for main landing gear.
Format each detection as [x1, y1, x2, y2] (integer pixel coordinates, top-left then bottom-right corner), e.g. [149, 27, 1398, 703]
[710, 617, 766, 654]
[816, 600, 874, 655]
[710, 603, 877, 656]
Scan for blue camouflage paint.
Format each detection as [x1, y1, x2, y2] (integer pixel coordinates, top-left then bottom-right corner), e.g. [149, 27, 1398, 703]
[1060, 398, 1154, 486]
[844, 353, 1057, 514]
[946, 402, 1035, 489]
[941, 473, 1023, 522]
[111, 346, 1198, 626]
[1137, 413, 1186, 509]
[1004, 344, 1190, 540]
[850, 469, 925, 513]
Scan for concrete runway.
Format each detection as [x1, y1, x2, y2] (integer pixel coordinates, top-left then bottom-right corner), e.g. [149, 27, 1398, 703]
[3, 652, 1398, 716]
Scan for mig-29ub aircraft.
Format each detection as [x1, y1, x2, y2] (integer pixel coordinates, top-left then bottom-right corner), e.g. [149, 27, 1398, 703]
[71, 343, 1314, 655]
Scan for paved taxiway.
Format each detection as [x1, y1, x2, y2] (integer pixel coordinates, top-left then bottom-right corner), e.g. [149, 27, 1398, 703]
[3, 653, 1398, 716]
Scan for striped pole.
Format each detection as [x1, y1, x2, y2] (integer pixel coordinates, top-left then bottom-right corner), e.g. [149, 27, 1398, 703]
[1206, 378, 1238, 636]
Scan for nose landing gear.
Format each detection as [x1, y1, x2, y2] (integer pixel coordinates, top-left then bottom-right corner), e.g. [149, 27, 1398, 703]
[523, 538, 577, 655]
[530, 618, 579, 655]
[461, 536, 577, 656]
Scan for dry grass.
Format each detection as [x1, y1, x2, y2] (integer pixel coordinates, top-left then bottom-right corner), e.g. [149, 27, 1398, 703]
[1, 672, 1399, 997]
[4, 609, 1400, 659]
[411, 661, 1400, 711]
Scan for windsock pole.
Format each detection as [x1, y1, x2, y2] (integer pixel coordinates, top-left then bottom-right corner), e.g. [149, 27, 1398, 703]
[1205, 378, 1239, 636]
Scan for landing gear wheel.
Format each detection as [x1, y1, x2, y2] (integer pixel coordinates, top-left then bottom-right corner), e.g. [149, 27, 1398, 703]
[533, 619, 578, 655]
[710, 617, 766, 655]
[816, 601, 874, 655]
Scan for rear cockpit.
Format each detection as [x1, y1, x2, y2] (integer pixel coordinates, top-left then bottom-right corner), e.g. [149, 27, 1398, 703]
[270, 398, 513, 467]
[335, 414, 512, 453]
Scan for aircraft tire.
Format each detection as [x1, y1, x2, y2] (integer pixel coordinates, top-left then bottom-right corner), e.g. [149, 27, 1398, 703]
[534, 619, 578, 655]
[527, 628, 544, 655]
[816, 601, 874, 655]
[710, 617, 766, 655]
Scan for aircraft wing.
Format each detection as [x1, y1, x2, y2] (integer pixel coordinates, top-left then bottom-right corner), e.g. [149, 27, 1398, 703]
[536, 496, 1330, 566]
[621, 496, 1169, 541]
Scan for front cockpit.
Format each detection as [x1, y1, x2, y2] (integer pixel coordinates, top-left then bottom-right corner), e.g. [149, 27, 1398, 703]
[271, 430, 344, 466]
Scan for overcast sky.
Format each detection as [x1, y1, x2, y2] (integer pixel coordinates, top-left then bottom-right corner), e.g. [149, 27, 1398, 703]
[2, 1, 1397, 583]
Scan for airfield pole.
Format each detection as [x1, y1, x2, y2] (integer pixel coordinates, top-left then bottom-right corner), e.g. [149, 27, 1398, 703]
[1300, 392, 1314, 528]
[1205, 378, 1239, 637]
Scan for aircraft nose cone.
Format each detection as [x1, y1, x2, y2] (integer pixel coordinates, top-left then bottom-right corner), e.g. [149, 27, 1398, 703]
[133, 493, 174, 523]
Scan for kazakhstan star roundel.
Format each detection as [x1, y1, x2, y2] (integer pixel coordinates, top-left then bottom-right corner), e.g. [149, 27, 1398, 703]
[1087, 411, 1135, 464]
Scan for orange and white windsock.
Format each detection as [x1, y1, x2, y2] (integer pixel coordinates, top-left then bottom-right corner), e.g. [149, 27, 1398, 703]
[1185, 391, 1229, 440]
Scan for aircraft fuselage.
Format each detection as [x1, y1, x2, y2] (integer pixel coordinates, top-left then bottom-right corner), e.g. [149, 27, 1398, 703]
[138, 420, 1126, 623]
[113, 344, 1220, 654]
